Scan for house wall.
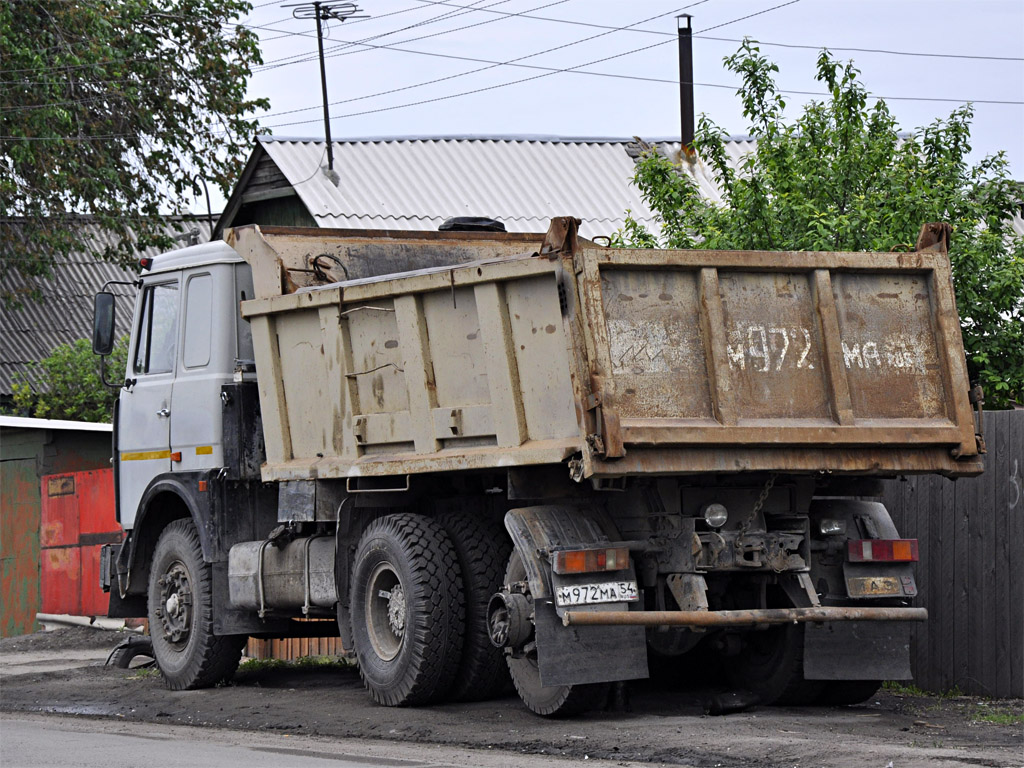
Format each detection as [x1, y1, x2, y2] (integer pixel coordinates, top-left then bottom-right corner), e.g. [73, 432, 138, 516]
[0, 425, 112, 637]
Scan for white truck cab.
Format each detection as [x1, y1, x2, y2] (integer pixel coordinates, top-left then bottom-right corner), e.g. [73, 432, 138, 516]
[115, 242, 255, 529]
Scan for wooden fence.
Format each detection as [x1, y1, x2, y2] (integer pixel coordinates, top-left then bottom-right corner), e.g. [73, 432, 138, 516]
[882, 409, 1023, 698]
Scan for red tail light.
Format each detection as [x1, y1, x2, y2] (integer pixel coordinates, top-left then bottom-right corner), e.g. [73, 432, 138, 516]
[139, 257, 154, 270]
[847, 539, 918, 562]
[552, 547, 629, 574]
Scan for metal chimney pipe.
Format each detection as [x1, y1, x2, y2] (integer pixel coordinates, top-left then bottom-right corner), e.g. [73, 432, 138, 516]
[677, 14, 694, 156]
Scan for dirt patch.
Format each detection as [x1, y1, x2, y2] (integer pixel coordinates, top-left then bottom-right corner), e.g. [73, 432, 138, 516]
[1, 629, 1020, 767]
[0, 626, 133, 653]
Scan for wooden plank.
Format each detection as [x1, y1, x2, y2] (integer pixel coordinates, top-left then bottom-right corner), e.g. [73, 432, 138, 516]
[393, 295, 441, 454]
[1008, 411, 1024, 696]
[939, 472, 957, 692]
[953, 463, 970, 692]
[473, 282, 528, 446]
[966, 454, 985, 695]
[990, 411, 1010, 697]
[904, 478, 928, 689]
[925, 475, 944, 693]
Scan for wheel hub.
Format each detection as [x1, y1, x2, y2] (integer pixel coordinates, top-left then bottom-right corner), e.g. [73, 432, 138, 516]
[386, 583, 406, 635]
[156, 562, 192, 646]
[366, 563, 405, 661]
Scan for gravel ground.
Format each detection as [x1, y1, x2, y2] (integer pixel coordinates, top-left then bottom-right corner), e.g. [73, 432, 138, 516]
[1, 627, 1020, 768]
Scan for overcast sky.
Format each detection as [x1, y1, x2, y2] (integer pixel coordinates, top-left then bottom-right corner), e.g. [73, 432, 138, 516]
[202, 0, 1024, 210]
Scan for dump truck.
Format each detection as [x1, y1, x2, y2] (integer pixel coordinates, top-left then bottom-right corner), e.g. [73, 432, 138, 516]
[93, 216, 984, 715]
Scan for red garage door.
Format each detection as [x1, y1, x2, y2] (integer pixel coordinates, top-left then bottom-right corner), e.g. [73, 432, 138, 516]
[40, 470, 122, 617]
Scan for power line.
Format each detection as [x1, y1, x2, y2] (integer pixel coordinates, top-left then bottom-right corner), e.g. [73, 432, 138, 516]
[257, 1, 711, 119]
[404, 0, 1024, 62]
[257, 0, 807, 129]
[255, 0, 571, 71]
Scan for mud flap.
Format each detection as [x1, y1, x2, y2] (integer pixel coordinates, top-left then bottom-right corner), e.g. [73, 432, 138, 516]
[535, 600, 648, 687]
[803, 620, 912, 681]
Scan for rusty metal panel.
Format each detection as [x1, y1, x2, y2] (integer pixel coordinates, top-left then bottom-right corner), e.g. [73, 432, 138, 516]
[601, 268, 712, 419]
[41, 475, 79, 547]
[579, 239, 979, 476]
[718, 271, 832, 420]
[41, 546, 81, 616]
[77, 470, 117, 536]
[831, 272, 946, 420]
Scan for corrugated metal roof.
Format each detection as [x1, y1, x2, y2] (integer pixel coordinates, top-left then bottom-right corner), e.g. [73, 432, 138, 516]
[1, 218, 213, 396]
[258, 136, 756, 238]
[0, 415, 112, 432]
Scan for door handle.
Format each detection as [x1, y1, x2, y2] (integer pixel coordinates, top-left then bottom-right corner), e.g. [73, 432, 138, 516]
[157, 408, 170, 418]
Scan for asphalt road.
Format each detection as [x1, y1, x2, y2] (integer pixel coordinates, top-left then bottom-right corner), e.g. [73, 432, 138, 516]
[0, 714, 654, 768]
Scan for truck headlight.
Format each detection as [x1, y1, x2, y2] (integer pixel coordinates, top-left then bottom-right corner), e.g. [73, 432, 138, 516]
[703, 503, 729, 528]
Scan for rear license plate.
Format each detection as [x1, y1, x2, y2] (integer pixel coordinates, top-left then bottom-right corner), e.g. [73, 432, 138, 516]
[847, 576, 901, 597]
[555, 580, 639, 607]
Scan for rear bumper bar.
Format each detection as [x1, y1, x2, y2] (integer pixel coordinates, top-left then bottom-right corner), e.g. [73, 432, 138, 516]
[561, 606, 927, 628]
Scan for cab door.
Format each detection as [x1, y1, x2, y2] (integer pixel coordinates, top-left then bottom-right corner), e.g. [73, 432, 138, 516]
[117, 278, 179, 529]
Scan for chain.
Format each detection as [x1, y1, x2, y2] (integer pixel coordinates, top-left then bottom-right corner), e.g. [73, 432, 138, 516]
[738, 472, 778, 534]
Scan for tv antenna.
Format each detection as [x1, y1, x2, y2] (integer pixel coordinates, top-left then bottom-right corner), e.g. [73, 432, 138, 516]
[283, 2, 368, 173]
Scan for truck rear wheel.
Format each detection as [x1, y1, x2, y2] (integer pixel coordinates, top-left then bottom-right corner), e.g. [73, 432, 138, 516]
[437, 510, 512, 701]
[725, 623, 824, 706]
[148, 519, 245, 690]
[350, 514, 465, 706]
[505, 551, 608, 717]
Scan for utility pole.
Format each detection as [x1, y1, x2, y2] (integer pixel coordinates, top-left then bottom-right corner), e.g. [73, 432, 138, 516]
[285, 2, 367, 173]
[677, 14, 694, 160]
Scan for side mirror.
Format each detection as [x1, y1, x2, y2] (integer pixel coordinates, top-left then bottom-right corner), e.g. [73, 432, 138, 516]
[92, 292, 116, 355]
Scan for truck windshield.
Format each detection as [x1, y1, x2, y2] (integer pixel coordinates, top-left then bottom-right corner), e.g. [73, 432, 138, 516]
[134, 282, 179, 375]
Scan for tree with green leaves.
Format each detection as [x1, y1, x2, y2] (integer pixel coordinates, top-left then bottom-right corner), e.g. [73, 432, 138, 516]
[9, 337, 129, 423]
[615, 42, 1024, 408]
[1, 0, 268, 303]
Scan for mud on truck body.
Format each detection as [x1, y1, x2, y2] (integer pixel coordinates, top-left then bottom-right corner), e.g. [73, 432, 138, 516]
[93, 216, 984, 715]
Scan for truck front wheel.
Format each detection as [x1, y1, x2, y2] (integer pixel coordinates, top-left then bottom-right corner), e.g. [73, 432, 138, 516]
[148, 519, 245, 690]
[350, 514, 465, 706]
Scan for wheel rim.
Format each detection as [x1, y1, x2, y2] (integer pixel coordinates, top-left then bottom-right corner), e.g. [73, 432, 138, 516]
[156, 560, 193, 647]
[365, 562, 406, 661]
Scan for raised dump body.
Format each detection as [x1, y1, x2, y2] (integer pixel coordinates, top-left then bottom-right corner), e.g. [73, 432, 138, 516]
[232, 218, 983, 483]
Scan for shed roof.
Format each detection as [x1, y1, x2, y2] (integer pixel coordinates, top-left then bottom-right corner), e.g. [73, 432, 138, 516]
[1, 217, 213, 395]
[217, 135, 756, 239]
[0, 415, 112, 432]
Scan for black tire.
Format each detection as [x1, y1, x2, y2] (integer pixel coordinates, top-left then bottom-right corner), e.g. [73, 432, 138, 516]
[437, 509, 512, 702]
[148, 519, 246, 690]
[724, 623, 824, 706]
[505, 551, 608, 717]
[106, 636, 154, 669]
[817, 680, 882, 706]
[350, 514, 465, 706]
